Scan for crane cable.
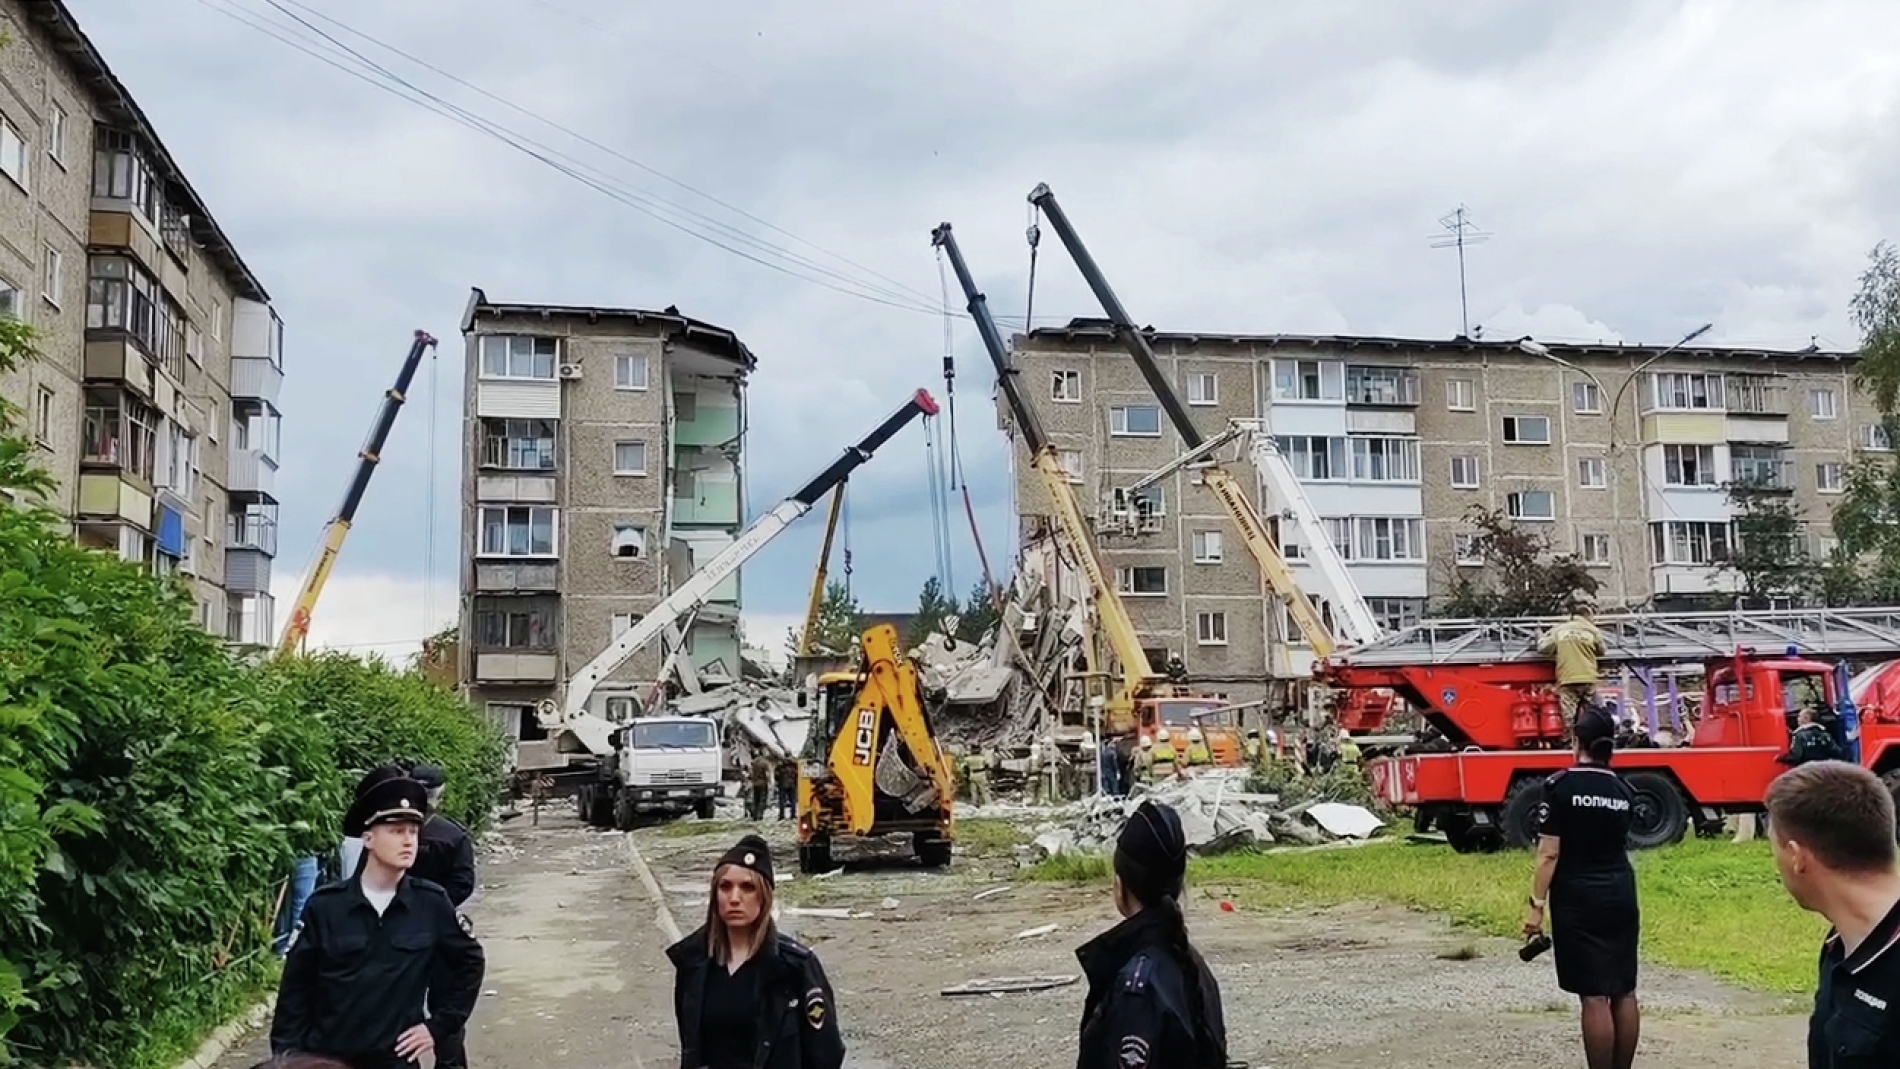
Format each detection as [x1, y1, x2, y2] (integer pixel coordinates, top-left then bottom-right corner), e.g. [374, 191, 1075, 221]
[1025, 204, 1043, 333]
[840, 482, 854, 602]
[935, 246, 999, 607]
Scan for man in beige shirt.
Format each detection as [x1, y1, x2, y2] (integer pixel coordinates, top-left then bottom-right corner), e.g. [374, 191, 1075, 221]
[1538, 600, 1606, 740]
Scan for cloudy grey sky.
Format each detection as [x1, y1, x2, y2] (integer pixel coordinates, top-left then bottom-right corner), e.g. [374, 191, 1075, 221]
[70, 0, 1900, 659]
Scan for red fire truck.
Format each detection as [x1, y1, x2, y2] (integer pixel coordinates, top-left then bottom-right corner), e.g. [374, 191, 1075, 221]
[1319, 608, 1900, 852]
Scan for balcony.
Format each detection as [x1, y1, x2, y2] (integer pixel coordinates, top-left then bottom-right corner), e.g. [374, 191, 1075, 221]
[1344, 366, 1421, 407]
[228, 508, 278, 556]
[227, 448, 277, 498]
[473, 560, 558, 592]
[1725, 375, 1788, 416]
[671, 471, 740, 526]
[673, 399, 741, 447]
[83, 338, 156, 399]
[227, 592, 276, 648]
[231, 356, 284, 404]
[1729, 457, 1795, 492]
[77, 473, 153, 526]
[224, 546, 272, 594]
[473, 652, 560, 683]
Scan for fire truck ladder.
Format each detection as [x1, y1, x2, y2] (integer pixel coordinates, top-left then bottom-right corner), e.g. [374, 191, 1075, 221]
[1330, 606, 1900, 668]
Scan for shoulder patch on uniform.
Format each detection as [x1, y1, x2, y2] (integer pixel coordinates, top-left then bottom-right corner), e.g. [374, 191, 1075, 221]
[803, 986, 828, 1030]
[1532, 800, 1552, 828]
[1542, 769, 1567, 789]
[1118, 1034, 1151, 1069]
[777, 935, 812, 960]
[1119, 954, 1153, 994]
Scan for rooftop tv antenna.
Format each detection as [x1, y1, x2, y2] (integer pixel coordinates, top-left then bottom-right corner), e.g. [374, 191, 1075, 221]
[1431, 205, 1490, 339]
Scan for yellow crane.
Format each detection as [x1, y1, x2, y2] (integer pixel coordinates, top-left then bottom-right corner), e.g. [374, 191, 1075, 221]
[796, 484, 849, 659]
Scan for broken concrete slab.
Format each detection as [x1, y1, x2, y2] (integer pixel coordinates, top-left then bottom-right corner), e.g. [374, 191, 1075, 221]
[940, 976, 1080, 997]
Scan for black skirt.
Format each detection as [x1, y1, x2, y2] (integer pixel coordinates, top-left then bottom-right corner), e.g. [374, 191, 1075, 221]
[1549, 869, 1640, 997]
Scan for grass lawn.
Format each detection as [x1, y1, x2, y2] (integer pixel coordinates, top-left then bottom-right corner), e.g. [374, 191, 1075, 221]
[1038, 839, 1828, 995]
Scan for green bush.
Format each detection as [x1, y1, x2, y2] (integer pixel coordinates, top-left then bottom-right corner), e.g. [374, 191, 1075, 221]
[0, 324, 507, 1067]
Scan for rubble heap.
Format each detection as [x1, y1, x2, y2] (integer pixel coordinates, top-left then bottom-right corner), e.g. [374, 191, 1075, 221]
[1014, 769, 1386, 858]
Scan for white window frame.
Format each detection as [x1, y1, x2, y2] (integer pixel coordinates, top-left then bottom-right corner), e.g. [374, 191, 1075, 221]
[1115, 566, 1168, 596]
[1055, 448, 1084, 483]
[1817, 461, 1844, 494]
[1858, 424, 1892, 452]
[1502, 415, 1551, 444]
[614, 352, 650, 391]
[41, 242, 60, 307]
[477, 505, 559, 558]
[1348, 436, 1421, 483]
[610, 612, 641, 640]
[1191, 529, 1223, 563]
[1051, 369, 1082, 402]
[1810, 388, 1839, 420]
[1449, 455, 1479, 489]
[1571, 380, 1602, 414]
[1274, 359, 1344, 402]
[1111, 485, 1166, 531]
[478, 334, 559, 381]
[1650, 520, 1733, 566]
[0, 278, 18, 319]
[1577, 456, 1607, 489]
[1108, 404, 1162, 437]
[1453, 532, 1483, 566]
[1662, 443, 1718, 487]
[1354, 516, 1424, 562]
[1195, 611, 1228, 646]
[613, 439, 649, 476]
[0, 115, 27, 190]
[1186, 372, 1218, 406]
[1445, 378, 1475, 411]
[33, 385, 52, 445]
[1507, 489, 1556, 521]
[1580, 533, 1612, 565]
[610, 523, 648, 560]
[1277, 435, 1347, 481]
[46, 103, 65, 166]
[1648, 371, 1725, 412]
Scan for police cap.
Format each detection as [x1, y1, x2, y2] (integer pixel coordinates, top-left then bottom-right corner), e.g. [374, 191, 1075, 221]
[346, 776, 430, 832]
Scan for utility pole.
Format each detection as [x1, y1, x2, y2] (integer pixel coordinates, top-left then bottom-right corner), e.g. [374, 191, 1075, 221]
[1431, 206, 1490, 339]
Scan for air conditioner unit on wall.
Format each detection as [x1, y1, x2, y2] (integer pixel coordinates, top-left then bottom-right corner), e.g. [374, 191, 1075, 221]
[558, 363, 582, 380]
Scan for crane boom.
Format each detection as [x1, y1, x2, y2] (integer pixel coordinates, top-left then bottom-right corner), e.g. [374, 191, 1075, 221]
[551, 388, 941, 756]
[276, 330, 437, 657]
[930, 223, 1160, 716]
[1026, 184, 1365, 656]
[797, 485, 848, 659]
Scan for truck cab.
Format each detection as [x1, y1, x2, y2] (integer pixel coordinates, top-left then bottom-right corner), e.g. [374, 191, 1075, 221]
[576, 715, 722, 830]
[1139, 696, 1245, 766]
[1696, 657, 1835, 748]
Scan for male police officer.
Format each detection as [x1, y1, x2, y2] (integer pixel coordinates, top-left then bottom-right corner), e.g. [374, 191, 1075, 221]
[272, 776, 485, 1069]
[1765, 761, 1900, 1067]
[406, 764, 477, 1069]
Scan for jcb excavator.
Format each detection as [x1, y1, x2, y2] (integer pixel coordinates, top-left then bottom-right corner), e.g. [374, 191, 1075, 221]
[796, 623, 957, 872]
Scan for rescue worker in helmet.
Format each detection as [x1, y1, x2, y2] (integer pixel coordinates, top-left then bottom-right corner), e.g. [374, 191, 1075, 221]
[1152, 729, 1178, 780]
[1134, 735, 1155, 784]
[1337, 730, 1362, 767]
[1185, 726, 1211, 768]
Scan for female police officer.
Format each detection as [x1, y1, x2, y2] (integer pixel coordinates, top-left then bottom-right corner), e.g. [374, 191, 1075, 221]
[1076, 800, 1229, 1069]
[1523, 705, 1641, 1069]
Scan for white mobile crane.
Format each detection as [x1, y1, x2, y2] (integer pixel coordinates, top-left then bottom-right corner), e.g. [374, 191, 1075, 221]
[544, 389, 941, 827]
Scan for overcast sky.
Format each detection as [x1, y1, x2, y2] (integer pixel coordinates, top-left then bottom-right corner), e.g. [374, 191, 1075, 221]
[70, 0, 1900, 661]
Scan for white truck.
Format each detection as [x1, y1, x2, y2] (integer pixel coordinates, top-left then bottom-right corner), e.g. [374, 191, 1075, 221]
[578, 715, 723, 828]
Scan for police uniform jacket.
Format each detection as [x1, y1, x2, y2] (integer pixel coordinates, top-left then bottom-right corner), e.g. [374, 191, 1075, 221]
[414, 813, 477, 907]
[666, 925, 845, 1069]
[1075, 906, 1227, 1069]
[270, 873, 485, 1067]
[1809, 897, 1900, 1068]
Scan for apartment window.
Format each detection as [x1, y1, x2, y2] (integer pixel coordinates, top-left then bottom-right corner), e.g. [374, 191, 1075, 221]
[1445, 378, 1475, 411]
[46, 103, 64, 165]
[1572, 381, 1602, 414]
[93, 128, 158, 220]
[186, 325, 202, 366]
[157, 420, 196, 496]
[480, 418, 555, 470]
[1817, 462, 1844, 493]
[1115, 566, 1168, 596]
[0, 279, 18, 319]
[610, 612, 641, 640]
[1815, 534, 1841, 560]
[1663, 444, 1717, 487]
[87, 256, 187, 377]
[474, 605, 554, 649]
[1051, 369, 1082, 402]
[614, 352, 649, 390]
[1731, 445, 1789, 488]
[0, 115, 26, 188]
[1507, 490, 1555, 521]
[1195, 611, 1228, 646]
[1277, 435, 1346, 480]
[1649, 371, 1725, 411]
[1449, 455, 1480, 489]
[1111, 486, 1165, 531]
[41, 243, 60, 306]
[478, 334, 559, 380]
[1109, 404, 1161, 436]
[1650, 521, 1732, 565]
[1355, 517, 1424, 561]
[673, 391, 698, 422]
[209, 299, 222, 341]
[1365, 597, 1425, 632]
[1810, 388, 1839, 420]
[1345, 366, 1419, 406]
[1502, 415, 1551, 444]
[478, 506, 557, 557]
[1577, 456, 1607, 489]
[1191, 530, 1223, 563]
[613, 439, 649, 476]
[1728, 374, 1779, 414]
[1580, 533, 1612, 565]
[1053, 448, 1083, 483]
[82, 386, 156, 479]
[610, 523, 647, 560]
[1349, 437, 1420, 482]
[1454, 532, 1483, 565]
[1187, 372, 1218, 406]
[33, 386, 52, 445]
[1275, 359, 1343, 401]
[1858, 424, 1892, 451]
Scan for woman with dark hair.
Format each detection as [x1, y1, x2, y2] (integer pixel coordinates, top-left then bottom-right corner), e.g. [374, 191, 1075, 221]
[666, 834, 845, 1069]
[1076, 800, 1229, 1069]
[1523, 705, 1641, 1069]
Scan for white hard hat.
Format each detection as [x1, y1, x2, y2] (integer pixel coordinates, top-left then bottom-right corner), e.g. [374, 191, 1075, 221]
[1188, 726, 1205, 741]
[1156, 727, 1171, 742]
[1339, 729, 1352, 741]
[1139, 734, 1153, 748]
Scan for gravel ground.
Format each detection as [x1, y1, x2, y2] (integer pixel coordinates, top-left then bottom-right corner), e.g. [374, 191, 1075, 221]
[207, 808, 1809, 1069]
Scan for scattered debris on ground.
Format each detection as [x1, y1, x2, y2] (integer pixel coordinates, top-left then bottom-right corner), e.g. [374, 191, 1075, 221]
[940, 975, 1080, 998]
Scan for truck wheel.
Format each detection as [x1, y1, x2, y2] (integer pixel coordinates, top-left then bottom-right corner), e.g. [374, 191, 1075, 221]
[1623, 771, 1689, 849]
[915, 831, 952, 869]
[695, 798, 717, 820]
[613, 791, 638, 832]
[1439, 813, 1501, 854]
[798, 838, 833, 874]
[1500, 777, 1546, 850]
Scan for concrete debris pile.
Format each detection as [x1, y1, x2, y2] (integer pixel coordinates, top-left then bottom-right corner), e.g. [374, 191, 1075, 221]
[1022, 769, 1385, 859]
[663, 684, 814, 769]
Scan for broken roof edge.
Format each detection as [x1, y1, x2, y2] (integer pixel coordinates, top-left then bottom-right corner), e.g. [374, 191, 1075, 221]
[461, 286, 757, 370]
[24, 1, 269, 302]
[1022, 316, 1858, 364]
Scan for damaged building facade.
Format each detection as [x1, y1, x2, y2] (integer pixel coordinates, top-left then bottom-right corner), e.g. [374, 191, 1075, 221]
[1006, 320, 1864, 706]
[456, 289, 753, 763]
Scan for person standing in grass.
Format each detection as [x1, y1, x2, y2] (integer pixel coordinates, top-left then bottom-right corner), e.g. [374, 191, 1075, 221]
[1522, 706, 1640, 1069]
[1765, 761, 1900, 1067]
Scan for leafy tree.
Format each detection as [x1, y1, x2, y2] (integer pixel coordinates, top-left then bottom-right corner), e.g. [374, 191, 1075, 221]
[907, 576, 960, 647]
[784, 579, 863, 660]
[1724, 478, 1812, 604]
[1831, 241, 1900, 602]
[955, 577, 1002, 643]
[1438, 506, 1598, 617]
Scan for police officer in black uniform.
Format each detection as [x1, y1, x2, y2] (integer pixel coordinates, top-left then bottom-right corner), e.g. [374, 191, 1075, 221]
[1075, 800, 1229, 1069]
[1523, 705, 1641, 1069]
[1764, 760, 1900, 1068]
[271, 776, 485, 1069]
[406, 764, 477, 1068]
